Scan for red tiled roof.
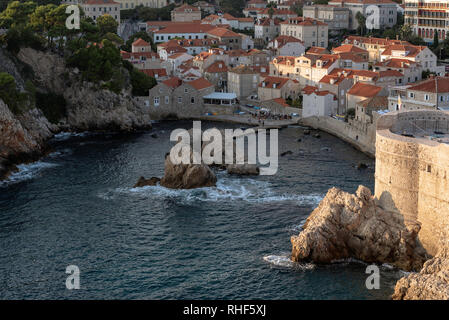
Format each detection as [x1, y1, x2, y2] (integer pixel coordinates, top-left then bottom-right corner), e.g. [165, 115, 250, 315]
[154, 23, 215, 34]
[187, 77, 214, 90]
[273, 35, 303, 48]
[344, 36, 409, 47]
[408, 76, 449, 93]
[337, 52, 367, 63]
[380, 44, 426, 58]
[259, 76, 290, 89]
[173, 3, 200, 12]
[256, 18, 281, 26]
[332, 44, 367, 54]
[121, 51, 159, 60]
[306, 47, 328, 55]
[163, 77, 183, 88]
[207, 27, 240, 38]
[374, 58, 417, 69]
[378, 70, 403, 78]
[204, 60, 228, 73]
[132, 38, 149, 47]
[140, 68, 167, 78]
[281, 17, 327, 26]
[347, 82, 383, 98]
[272, 98, 290, 107]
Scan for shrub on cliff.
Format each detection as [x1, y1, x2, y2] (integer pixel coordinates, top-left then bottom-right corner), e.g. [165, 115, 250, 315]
[123, 60, 157, 96]
[0, 71, 30, 114]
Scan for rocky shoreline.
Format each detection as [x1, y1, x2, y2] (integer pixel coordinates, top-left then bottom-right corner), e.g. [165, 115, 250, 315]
[0, 47, 152, 181]
[291, 185, 449, 299]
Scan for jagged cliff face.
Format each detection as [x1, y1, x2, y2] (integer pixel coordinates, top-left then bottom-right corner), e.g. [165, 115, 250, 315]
[17, 48, 152, 131]
[0, 47, 152, 179]
[393, 247, 449, 300]
[0, 99, 55, 179]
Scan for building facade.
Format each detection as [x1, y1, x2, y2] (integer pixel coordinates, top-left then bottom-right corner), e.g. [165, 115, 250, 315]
[404, 0, 449, 44]
[280, 17, 328, 48]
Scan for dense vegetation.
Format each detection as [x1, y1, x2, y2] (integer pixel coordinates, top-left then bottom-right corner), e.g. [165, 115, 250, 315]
[0, 0, 157, 114]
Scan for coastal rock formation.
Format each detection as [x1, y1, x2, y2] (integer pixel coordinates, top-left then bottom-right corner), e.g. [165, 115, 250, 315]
[0, 99, 55, 179]
[133, 176, 161, 188]
[160, 154, 217, 189]
[0, 47, 153, 180]
[226, 164, 259, 175]
[17, 48, 151, 132]
[291, 186, 427, 271]
[392, 247, 449, 300]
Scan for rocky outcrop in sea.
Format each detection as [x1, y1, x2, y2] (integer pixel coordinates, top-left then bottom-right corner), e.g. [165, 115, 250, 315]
[291, 186, 428, 271]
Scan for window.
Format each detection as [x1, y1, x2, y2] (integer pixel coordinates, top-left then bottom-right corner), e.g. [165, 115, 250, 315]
[178, 97, 182, 103]
[154, 97, 160, 106]
[184, 88, 188, 93]
[191, 97, 195, 104]
[165, 96, 169, 104]
[425, 94, 429, 101]
[409, 92, 414, 98]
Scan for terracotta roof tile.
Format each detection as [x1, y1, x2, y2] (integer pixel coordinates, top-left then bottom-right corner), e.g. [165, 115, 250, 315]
[347, 82, 383, 98]
[187, 77, 214, 90]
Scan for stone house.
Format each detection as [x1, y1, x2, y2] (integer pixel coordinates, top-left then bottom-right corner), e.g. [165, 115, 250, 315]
[346, 82, 388, 113]
[255, 18, 281, 44]
[303, 4, 350, 31]
[267, 35, 305, 57]
[147, 77, 214, 118]
[81, 0, 121, 25]
[204, 60, 228, 91]
[388, 76, 449, 112]
[171, 3, 201, 22]
[258, 76, 301, 101]
[302, 85, 338, 118]
[227, 65, 260, 98]
[207, 28, 243, 51]
[280, 17, 328, 49]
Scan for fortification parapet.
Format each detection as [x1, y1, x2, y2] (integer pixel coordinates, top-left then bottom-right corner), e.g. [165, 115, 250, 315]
[375, 110, 449, 256]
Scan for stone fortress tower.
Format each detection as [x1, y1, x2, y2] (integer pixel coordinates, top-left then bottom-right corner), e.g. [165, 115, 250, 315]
[375, 110, 449, 256]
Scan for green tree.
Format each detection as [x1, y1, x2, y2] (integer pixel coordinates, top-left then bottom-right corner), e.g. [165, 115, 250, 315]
[433, 29, 439, 50]
[0, 72, 23, 113]
[355, 12, 366, 36]
[129, 68, 157, 96]
[122, 30, 155, 51]
[96, 14, 118, 36]
[0, 1, 37, 28]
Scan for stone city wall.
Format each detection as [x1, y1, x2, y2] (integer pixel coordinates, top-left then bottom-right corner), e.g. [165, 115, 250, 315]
[375, 110, 449, 256]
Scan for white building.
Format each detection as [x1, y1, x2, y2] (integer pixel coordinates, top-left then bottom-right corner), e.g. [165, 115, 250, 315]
[328, 0, 398, 30]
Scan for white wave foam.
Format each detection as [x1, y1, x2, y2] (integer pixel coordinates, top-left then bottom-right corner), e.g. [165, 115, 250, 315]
[263, 254, 315, 271]
[104, 176, 323, 206]
[52, 131, 91, 141]
[0, 161, 59, 186]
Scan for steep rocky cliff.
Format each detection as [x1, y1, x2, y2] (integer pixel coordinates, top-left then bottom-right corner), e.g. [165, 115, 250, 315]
[392, 247, 449, 300]
[291, 186, 428, 271]
[0, 47, 152, 180]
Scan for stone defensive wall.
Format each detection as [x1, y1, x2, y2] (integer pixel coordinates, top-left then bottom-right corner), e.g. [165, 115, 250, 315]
[375, 110, 449, 256]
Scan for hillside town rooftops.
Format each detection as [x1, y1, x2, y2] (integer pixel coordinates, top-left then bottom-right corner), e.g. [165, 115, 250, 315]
[332, 44, 368, 54]
[344, 36, 409, 46]
[140, 69, 167, 78]
[153, 23, 216, 34]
